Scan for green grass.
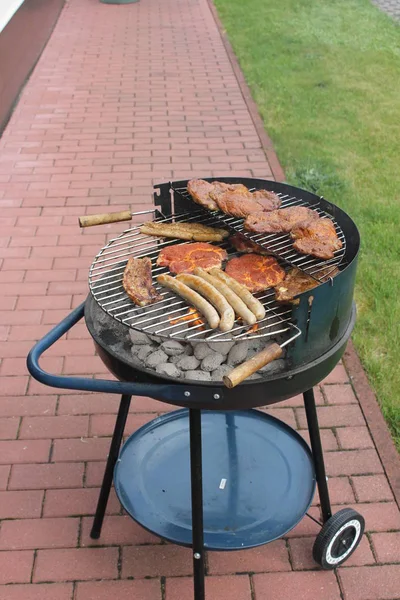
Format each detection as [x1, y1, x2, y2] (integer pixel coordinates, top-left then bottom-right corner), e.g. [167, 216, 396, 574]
[214, 0, 400, 446]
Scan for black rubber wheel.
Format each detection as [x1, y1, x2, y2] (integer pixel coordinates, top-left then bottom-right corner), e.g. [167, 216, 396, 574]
[313, 508, 365, 569]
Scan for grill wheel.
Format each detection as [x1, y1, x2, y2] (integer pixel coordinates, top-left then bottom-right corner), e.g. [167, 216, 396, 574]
[313, 508, 365, 569]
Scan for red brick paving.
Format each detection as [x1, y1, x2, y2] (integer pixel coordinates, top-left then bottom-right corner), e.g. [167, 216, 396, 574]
[0, 0, 399, 597]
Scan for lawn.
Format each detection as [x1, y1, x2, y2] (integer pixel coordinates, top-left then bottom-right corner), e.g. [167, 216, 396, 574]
[214, 0, 400, 446]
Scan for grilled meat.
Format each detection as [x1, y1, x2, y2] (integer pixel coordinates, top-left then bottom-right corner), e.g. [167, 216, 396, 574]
[225, 254, 285, 293]
[275, 267, 339, 304]
[291, 218, 342, 260]
[157, 242, 227, 275]
[212, 189, 267, 219]
[140, 221, 229, 242]
[244, 206, 319, 234]
[187, 179, 281, 218]
[187, 179, 218, 211]
[229, 233, 270, 255]
[251, 189, 282, 211]
[122, 257, 162, 306]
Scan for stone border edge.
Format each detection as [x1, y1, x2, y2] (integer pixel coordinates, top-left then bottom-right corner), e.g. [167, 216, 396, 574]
[207, 0, 400, 510]
[205, 0, 285, 183]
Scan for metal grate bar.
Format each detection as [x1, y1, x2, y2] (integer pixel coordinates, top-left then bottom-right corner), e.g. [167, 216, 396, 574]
[89, 210, 301, 344]
[172, 186, 346, 282]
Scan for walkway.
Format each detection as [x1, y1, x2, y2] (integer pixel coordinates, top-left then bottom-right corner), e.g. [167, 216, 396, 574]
[372, 0, 400, 19]
[0, 0, 399, 598]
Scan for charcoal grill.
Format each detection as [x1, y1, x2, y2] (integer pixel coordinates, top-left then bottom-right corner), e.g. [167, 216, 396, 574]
[27, 178, 364, 600]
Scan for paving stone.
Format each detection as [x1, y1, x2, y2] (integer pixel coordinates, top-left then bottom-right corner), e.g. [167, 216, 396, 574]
[253, 571, 341, 600]
[75, 580, 162, 600]
[0, 490, 44, 519]
[336, 426, 374, 450]
[352, 475, 394, 502]
[371, 532, 400, 563]
[122, 545, 192, 578]
[208, 540, 290, 574]
[80, 515, 160, 547]
[0, 518, 79, 550]
[34, 548, 119, 582]
[0, 550, 34, 584]
[166, 575, 252, 600]
[338, 565, 400, 599]
[0, 583, 73, 600]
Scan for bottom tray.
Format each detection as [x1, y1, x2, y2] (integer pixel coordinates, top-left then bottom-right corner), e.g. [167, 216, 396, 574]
[114, 409, 316, 550]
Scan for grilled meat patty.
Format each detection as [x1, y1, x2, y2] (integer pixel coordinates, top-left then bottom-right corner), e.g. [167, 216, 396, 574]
[187, 179, 281, 218]
[244, 206, 319, 234]
[157, 242, 227, 275]
[225, 254, 285, 293]
[187, 179, 218, 211]
[140, 221, 229, 242]
[291, 218, 342, 260]
[229, 233, 270, 255]
[122, 257, 162, 306]
[275, 267, 340, 305]
[252, 189, 282, 211]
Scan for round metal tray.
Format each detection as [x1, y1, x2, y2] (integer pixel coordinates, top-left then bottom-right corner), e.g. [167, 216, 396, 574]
[114, 409, 316, 550]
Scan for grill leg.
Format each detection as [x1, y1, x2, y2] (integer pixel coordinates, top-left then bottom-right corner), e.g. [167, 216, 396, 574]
[90, 394, 131, 539]
[303, 388, 332, 523]
[189, 409, 205, 600]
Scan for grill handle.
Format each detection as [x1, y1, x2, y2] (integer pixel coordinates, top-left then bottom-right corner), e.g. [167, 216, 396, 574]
[79, 211, 132, 227]
[26, 303, 225, 404]
[223, 343, 283, 389]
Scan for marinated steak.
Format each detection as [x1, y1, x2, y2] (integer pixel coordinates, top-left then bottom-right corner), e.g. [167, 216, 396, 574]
[140, 221, 229, 242]
[187, 179, 281, 218]
[251, 189, 282, 211]
[275, 267, 339, 304]
[187, 180, 248, 211]
[122, 257, 162, 306]
[244, 206, 319, 234]
[212, 189, 267, 219]
[229, 233, 270, 255]
[187, 179, 218, 211]
[157, 242, 227, 275]
[225, 254, 285, 293]
[291, 218, 342, 260]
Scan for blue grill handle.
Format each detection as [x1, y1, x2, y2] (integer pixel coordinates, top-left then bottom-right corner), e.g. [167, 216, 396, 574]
[26, 302, 224, 404]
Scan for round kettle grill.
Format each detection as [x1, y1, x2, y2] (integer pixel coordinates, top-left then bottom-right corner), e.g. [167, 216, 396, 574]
[27, 178, 364, 600]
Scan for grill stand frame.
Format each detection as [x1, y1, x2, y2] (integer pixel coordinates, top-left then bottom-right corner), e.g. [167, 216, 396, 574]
[26, 305, 361, 600]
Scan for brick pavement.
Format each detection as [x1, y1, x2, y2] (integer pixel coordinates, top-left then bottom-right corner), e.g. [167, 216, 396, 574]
[0, 0, 399, 598]
[371, 0, 400, 19]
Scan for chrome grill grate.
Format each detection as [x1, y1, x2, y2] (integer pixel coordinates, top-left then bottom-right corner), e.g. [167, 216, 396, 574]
[172, 186, 346, 282]
[89, 209, 301, 344]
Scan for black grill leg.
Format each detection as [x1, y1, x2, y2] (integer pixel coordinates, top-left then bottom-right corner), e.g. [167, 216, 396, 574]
[189, 409, 205, 600]
[303, 388, 332, 523]
[90, 394, 132, 539]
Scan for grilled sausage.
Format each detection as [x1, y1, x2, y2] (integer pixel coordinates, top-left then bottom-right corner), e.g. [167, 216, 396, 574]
[193, 267, 256, 326]
[209, 268, 266, 321]
[157, 274, 220, 329]
[176, 273, 235, 332]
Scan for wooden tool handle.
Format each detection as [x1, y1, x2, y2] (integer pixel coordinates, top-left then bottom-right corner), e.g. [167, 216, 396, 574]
[78, 211, 132, 228]
[223, 343, 283, 389]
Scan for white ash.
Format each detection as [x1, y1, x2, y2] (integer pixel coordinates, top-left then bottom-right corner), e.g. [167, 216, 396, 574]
[156, 363, 181, 378]
[207, 340, 235, 355]
[129, 330, 152, 345]
[227, 341, 249, 366]
[201, 352, 224, 372]
[210, 364, 231, 381]
[177, 355, 200, 371]
[185, 370, 211, 381]
[193, 343, 216, 360]
[258, 358, 286, 375]
[127, 329, 287, 383]
[161, 340, 185, 356]
[137, 345, 154, 362]
[146, 349, 168, 368]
